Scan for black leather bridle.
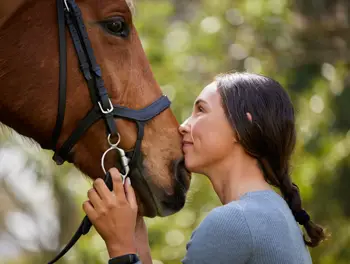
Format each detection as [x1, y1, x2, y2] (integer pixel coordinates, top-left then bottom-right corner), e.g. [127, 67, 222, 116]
[47, 0, 171, 263]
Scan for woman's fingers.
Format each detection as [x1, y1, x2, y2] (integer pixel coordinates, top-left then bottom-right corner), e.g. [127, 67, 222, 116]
[93, 177, 113, 202]
[92, 168, 136, 211]
[87, 188, 104, 213]
[124, 177, 138, 212]
[110, 168, 126, 201]
[82, 200, 97, 220]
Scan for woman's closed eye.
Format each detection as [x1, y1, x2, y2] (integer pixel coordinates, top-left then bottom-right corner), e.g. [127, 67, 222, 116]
[196, 105, 205, 113]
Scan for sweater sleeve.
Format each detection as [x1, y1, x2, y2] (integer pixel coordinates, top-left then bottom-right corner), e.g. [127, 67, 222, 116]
[182, 204, 253, 264]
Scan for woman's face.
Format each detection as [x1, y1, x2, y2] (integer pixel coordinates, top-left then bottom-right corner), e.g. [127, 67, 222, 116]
[179, 82, 236, 174]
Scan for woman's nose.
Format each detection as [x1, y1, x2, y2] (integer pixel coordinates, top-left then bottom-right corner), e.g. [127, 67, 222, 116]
[179, 118, 190, 135]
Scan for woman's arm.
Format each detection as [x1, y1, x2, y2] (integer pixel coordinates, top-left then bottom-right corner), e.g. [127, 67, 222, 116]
[104, 216, 152, 263]
[134, 216, 152, 264]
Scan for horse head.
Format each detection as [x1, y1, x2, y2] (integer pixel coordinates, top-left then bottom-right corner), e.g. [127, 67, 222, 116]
[0, 0, 191, 217]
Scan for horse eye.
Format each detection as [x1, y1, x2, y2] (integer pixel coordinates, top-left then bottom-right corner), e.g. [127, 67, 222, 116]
[101, 18, 129, 38]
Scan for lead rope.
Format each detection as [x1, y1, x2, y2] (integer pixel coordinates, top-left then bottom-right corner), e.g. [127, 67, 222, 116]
[48, 134, 130, 264]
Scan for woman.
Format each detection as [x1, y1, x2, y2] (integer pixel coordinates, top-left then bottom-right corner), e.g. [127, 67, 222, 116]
[83, 72, 326, 264]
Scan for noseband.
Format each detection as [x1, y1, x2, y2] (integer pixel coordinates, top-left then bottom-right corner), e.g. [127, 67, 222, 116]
[48, 0, 171, 263]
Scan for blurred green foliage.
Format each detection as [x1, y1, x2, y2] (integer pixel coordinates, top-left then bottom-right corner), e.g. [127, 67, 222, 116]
[1, 0, 350, 263]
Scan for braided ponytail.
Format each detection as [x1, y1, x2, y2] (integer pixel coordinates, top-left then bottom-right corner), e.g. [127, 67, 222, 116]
[259, 158, 326, 247]
[279, 173, 326, 247]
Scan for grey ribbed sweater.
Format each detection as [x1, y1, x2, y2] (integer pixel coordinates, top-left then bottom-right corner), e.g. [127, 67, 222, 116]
[181, 190, 312, 264]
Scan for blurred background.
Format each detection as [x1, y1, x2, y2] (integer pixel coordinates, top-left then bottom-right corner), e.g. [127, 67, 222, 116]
[1, 0, 350, 263]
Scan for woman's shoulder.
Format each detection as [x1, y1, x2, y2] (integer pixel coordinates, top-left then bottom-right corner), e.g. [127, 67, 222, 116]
[237, 190, 295, 223]
[236, 190, 304, 243]
[204, 190, 286, 221]
[200, 190, 296, 236]
[193, 189, 294, 242]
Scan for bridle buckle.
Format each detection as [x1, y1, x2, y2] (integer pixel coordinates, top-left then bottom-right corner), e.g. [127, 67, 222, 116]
[98, 98, 113, 114]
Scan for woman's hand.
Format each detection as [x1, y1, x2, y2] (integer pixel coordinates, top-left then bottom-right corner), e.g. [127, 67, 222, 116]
[82, 168, 138, 258]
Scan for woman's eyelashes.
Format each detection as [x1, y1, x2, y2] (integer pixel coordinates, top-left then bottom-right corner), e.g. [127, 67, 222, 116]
[195, 104, 205, 113]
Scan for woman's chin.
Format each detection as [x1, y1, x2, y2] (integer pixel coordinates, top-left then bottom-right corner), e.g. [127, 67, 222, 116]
[183, 157, 197, 174]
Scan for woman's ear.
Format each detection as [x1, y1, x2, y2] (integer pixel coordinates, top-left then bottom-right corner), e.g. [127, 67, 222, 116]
[233, 131, 239, 144]
[232, 113, 252, 144]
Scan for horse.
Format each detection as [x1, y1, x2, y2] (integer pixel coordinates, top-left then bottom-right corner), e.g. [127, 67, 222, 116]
[0, 0, 191, 221]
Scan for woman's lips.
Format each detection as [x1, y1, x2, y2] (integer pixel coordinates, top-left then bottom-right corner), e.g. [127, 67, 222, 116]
[182, 141, 193, 151]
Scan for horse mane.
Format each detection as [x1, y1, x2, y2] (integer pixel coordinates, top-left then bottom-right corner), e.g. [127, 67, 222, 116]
[0, 123, 41, 150]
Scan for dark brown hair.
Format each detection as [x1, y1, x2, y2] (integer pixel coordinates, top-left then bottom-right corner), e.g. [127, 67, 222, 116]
[216, 72, 326, 247]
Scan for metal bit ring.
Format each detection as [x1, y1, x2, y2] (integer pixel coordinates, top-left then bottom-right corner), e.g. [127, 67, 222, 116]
[107, 133, 120, 147]
[101, 134, 130, 183]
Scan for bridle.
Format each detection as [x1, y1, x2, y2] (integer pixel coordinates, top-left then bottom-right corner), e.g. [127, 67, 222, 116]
[47, 0, 171, 263]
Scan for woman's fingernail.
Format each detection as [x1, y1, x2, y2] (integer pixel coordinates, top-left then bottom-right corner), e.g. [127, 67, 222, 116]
[127, 177, 131, 185]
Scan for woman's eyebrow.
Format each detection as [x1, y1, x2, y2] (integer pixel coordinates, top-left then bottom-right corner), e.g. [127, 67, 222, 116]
[194, 99, 208, 106]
